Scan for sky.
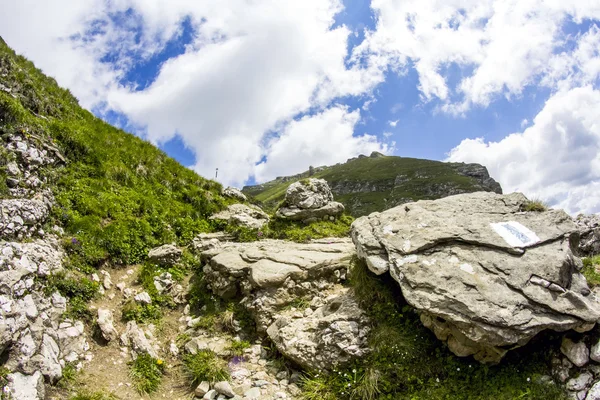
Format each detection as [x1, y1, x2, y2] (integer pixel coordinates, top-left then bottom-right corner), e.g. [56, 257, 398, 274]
[1, 0, 599, 214]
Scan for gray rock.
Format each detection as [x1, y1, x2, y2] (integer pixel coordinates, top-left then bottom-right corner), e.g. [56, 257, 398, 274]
[148, 243, 182, 266]
[6, 371, 45, 400]
[575, 214, 600, 257]
[275, 179, 344, 222]
[222, 187, 248, 202]
[351, 192, 600, 363]
[97, 309, 118, 341]
[134, 291, 152, 304]
[244, 387, 261, 399]
[120, 321, 158, 358]
[587, 382, 600, 400]
[267, 291, 370, 370]
[195, 381, 211, 397]
[592, 339, 600, 363]
[203, 389, 218, 400]
[210, 204, 269, 230]
[214, 381, 236, 397]
[567, 372, 594, 391]
[562, 338, 590, 368]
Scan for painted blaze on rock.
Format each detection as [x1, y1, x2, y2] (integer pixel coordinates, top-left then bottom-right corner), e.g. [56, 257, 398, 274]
[351, 192, 600, 364]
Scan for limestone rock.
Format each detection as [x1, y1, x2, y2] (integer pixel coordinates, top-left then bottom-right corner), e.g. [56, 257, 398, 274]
[214, 381, 236, 397]
[120, 321, 158, 358]
[587, 381, 600, 400]
[134, 291, 152, 304]
[222, 187, 248, 202]
[195, 381, 211, 397]
[351, 192, 600, 363]
[591, 339, 600, 362]
[562, 338, 590, 368]
[275, 179, 344, 223]
[210, 204, 269, 230]
[575, 214, 600, 257]
[267, 291, 370, 370]
[148, 243, 182, 266]
[97, 309, 118, 341]
[567, 372, 593, 391]
[6, 371, 45, 400]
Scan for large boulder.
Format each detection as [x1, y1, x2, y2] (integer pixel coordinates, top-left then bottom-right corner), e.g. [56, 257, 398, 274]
[195, 235, 369, 370]
[351, 192, 600, 363]
[148, 243, 182, 266]
[222, 186, 247, 202]
[276, 179, 344, 223]
[210, 203, 269, 230]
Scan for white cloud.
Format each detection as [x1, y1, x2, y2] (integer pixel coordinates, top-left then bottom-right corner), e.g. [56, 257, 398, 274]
[447, 86, 600, 215]
[0, 0, 390, 187]
[388, 119, 399, 127]
[520, 119, 528, 128]
[254, 106, 391, 182]
[383, 131, 393, 138]
[355, 0, 600, 114]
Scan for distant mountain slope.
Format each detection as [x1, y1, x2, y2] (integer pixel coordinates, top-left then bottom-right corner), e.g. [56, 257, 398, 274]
[243, 152, 502, 216]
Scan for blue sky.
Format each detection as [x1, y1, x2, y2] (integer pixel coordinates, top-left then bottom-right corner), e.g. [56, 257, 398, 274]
[1, 0, 600, 214]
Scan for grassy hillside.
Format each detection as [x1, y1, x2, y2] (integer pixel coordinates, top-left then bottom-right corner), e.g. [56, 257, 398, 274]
[244, 154, 501, 216]
[0, 38, 232, 269]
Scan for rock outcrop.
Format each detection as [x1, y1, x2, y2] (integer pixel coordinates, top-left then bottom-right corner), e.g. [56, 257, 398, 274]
[575, 214, 600, 257]
[148, 243, 182, 266]
[275, 179, 344, 223]
[351, 192, 600, 363]
[195, 235, 370, 370]
[210, 203, 270, 230]
[222, 186, 248, 202]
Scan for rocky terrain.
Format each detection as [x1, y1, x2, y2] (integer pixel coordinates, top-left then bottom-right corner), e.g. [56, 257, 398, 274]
[3, 36, 600, 400]
[242, 152, 502, 216]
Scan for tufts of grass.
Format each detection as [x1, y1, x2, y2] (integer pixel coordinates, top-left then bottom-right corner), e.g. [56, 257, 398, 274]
[522, 198, 548, 212]
[128, 353, 165, 394]
[183, 350, 229, 386]
[121, 300, 162, 323]
[228, 340, 251, 357]
[56, 362, 78, 388]
[582, 256, 600, 286]
[69, 391, 118, 400]
[45, 272, 99, 321]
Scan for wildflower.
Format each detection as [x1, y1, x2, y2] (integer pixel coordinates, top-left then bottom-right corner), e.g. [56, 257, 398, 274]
[156, 359, 163, 365]
[527, 377, 530, 382]
[257, 231, 263, 237]
[457, 367, 460, 371]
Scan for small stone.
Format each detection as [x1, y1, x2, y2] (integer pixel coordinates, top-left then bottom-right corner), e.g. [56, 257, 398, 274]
[214, 381, 236, 397]
[134, 292, 152, 304]
[253, 380, 269, 387]
[244, 387, 261, 399]
[591, 339, 600, 362]
[91, 273, 100, 282]
[567, 372, 593, 391]
[561, 338, 590, 367]
[203, 389, 218, 400]
[195, 381, 211, 397]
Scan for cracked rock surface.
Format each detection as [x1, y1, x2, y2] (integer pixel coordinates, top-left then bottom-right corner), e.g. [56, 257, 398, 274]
[351, 191, 600, 363]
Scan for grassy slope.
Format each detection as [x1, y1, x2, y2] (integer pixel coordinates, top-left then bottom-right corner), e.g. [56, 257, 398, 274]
[244, 156, 490, 216]
[0, 39, 231, 269]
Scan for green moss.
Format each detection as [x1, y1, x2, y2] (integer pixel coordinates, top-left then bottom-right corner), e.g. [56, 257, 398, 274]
[299, 257, 567, 400]
[583, 256, 600, 286]
[128, 353, 165, 394]
[183, 350, 229, 386]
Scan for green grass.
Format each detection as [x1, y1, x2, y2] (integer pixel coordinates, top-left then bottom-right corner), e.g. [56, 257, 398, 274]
[299, 256, 567, 400]
[228, 340, 251, 357]
[582, 256, 600, 286]
[121, 300, 162, 323]
[522, 199, 548, 212]
[69, 391, 118, 400]
[56, 362, 78, 388]
[0, 41, 234, 273]
[45, 272, 99, 321]
[243, 156, 498, 216]
[183, 350, 229, 386]
[128, 353, 165, 394]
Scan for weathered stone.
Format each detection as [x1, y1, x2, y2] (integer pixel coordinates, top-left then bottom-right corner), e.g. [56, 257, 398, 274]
[575, 214, 600, 257]
[6, 371, 45, 400]
[567, 372, 594, 391]
[120, 321, 158, 358]
[134, 291, 152, 304]
[351, 192, 600, 363]
[195, 381, 211, 397]
[214, 381, 236, 397]
[275, 179, 344, 222]
[148, 243, 182, 266]
[211, 204, 269, 230]
[266, 291, 370, 371]
[244, 387, 261, 399]
[97, 309, 118, 341]
[591, 339, 600, 363]
[562, 338, 590, 368]
[587, 381, 600, 400]
[203, 389, 218, 400]
[222, 187, 248, 202]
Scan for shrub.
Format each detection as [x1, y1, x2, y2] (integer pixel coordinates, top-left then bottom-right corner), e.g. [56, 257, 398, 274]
[582, 256, 600, 286]
[183, 350, 229, 386]
[129, 353, 164, 394]
[522, 198, 548, 212]
[121, 300, 162, 323]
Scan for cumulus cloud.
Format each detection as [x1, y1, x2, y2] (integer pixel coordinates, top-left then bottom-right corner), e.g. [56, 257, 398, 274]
[447, 86, 600, 215]
[254, 106, 392, 182]
[1, 0, 390, 187]
[355, 0, 600, 114]
[388, 119, 399, 127]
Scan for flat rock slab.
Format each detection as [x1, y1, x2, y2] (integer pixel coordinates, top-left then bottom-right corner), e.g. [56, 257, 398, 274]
[202, 238, 354, 297]
[351, 192, 600, 363]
